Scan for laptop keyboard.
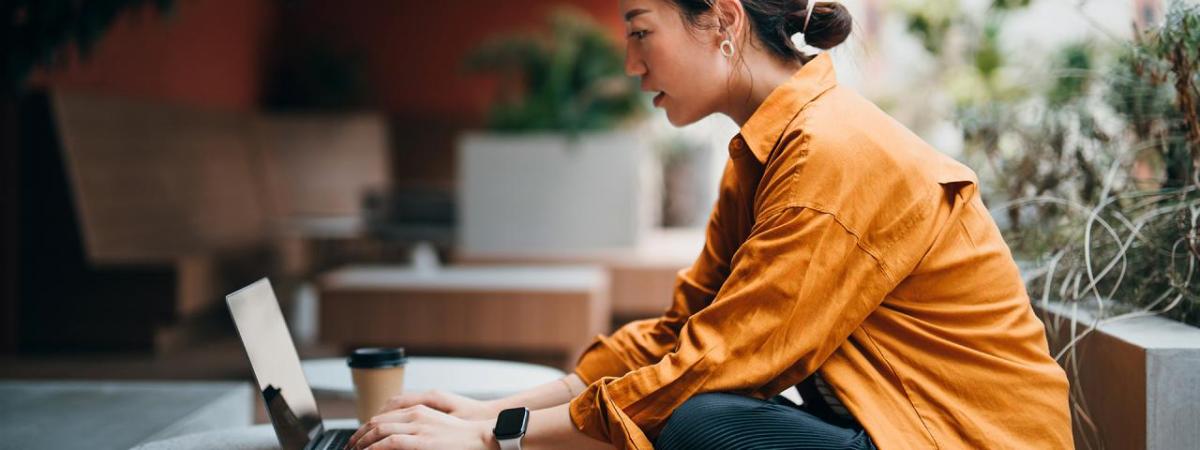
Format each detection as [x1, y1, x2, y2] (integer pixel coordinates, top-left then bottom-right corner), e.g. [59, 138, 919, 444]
[319, 429, 354, 450]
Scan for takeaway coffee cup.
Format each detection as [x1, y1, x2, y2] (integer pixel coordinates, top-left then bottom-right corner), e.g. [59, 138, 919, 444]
[347, 347, 408, 423]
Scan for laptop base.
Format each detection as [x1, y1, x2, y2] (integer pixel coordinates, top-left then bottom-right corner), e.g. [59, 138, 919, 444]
[307, 428, 355, 450]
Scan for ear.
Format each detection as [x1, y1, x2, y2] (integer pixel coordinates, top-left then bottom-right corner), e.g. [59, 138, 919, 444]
[710, 0, 748, 43]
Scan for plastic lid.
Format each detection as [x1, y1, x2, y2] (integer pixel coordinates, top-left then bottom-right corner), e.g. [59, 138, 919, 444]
[347, 347, 407, 369]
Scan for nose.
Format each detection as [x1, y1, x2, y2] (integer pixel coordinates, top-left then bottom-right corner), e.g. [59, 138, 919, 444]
[624, 40, 647, 78]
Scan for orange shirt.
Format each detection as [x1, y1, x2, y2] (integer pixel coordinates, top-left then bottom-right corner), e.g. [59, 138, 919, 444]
[567, 52, 1073, 450]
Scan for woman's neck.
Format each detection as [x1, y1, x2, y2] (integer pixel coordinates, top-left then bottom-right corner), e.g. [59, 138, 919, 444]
[725, 56, 804, 127]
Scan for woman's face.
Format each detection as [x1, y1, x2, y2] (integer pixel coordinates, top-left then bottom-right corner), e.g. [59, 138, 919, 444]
[621, 0, 732, 126]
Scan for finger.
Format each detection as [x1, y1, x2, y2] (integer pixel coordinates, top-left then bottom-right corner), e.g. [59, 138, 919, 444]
[347, 413, 406, 450]
[355, 422, 419, 450]
[379, 392, 425, 414]
[366, 434, 421, 450]
[414, 390, 454, 413]
[425, 390, 467, 414]
[347, 422, 372, 449]
[423, 390, 452, 408]
[401, 404, 431, 421]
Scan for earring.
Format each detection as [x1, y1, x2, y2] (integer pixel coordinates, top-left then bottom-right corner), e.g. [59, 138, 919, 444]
[720, 38, 735, 57]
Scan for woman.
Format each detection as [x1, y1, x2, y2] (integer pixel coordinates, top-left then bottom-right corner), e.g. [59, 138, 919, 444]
[347, 0, 1074, 448]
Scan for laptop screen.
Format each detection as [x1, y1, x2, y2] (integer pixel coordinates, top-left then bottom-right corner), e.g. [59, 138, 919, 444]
[227, 278, 323, 450]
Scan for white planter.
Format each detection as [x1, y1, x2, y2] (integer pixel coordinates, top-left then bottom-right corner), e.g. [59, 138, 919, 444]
[1034, 301, 1200, 450]
[456, 131, 657, 256]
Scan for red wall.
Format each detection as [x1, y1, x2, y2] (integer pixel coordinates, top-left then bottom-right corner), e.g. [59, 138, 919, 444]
[26, 0, 626, 184]
[276, 0, 625, 119]
[273, 1, 626, 185]
[30, 0, 275, 111]
[30, 0, 624, 118]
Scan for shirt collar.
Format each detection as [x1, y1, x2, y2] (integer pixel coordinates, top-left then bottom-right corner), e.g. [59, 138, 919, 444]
[737, 52, 839, 164]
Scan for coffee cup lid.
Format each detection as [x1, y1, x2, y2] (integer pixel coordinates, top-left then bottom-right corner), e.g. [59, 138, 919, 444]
[347, 347, 407, 369]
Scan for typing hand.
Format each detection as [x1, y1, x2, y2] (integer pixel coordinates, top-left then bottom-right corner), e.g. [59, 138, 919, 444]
[345, 404, 497, 450]
[376, 389, 500, 421]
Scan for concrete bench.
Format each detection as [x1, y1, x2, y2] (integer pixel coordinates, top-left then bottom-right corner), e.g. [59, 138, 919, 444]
[0, 380, 253, 449]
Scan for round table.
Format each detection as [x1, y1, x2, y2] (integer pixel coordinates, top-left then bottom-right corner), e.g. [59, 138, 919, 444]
[302, 356, 565, 400]
[134, 357, 564, 449]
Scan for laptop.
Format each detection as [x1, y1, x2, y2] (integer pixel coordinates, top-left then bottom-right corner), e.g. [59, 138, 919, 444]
[226, 278, 356, 450]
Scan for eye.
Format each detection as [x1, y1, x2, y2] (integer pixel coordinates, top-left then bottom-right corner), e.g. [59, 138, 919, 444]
[628, 30, 649, 40]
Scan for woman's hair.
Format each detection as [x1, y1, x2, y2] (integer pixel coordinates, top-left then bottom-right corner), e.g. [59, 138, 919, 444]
[668, 0, 853, 61]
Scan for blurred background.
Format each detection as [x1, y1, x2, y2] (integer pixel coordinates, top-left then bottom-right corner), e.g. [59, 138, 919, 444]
[2, 0, 1198, 449]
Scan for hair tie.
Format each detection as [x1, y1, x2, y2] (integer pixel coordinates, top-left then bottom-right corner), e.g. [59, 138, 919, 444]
[802, 0, 818, 34]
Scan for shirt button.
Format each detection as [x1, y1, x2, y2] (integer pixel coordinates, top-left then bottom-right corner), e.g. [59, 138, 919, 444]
[729, 137, 747, 155]
[729, 139, 748, 160]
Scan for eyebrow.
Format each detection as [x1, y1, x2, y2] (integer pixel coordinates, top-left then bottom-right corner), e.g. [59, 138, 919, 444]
[624, 8, 650, 21]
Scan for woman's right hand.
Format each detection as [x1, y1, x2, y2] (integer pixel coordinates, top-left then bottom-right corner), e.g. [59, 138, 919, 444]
[376, 389, 501, 421]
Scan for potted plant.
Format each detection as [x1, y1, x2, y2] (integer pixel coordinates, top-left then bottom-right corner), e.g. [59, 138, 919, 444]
[455, 7, 653, 256]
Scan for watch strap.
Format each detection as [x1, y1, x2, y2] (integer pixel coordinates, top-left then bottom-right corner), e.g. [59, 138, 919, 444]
[498, 437, 522, 450]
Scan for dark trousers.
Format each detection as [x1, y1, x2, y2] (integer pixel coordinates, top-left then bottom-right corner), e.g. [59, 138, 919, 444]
[655, 393, 878, 450]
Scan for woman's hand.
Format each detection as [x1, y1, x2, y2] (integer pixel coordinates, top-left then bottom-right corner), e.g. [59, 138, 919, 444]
[376, 389, 501, 421]
[345, 404, 497, 450]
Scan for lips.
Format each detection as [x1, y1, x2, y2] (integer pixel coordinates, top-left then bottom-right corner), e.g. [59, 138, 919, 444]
[653, 91, 665, 107]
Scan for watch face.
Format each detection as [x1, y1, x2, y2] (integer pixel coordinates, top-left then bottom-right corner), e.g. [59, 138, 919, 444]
[493, 407, 530, 439]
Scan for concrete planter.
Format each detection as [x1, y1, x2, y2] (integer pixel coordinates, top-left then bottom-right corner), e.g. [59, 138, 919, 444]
[1034, 301, 1200, 450]
[456, 131, 657, 256]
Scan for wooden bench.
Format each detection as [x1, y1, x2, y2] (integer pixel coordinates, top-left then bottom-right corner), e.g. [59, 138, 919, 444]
[455, 228, 704, 320]
[317, 265, 609, 370]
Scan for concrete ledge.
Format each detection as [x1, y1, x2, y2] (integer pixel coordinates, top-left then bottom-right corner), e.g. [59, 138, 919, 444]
[0, 380, 254, 449]
[1035, 302, 1200, 450]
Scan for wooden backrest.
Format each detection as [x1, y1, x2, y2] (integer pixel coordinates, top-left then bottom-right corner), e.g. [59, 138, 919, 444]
[52, 91, 269, 264]
[252, 113, 390, 219]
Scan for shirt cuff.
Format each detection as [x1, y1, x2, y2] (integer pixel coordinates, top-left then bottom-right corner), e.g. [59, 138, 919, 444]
[569, 377, 655, 449]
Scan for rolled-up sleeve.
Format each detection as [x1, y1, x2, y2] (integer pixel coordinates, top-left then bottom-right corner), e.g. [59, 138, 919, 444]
[568, 206, 899, 448]
[572, 269, 722, 384]
[572, 317, 674, 385]
[574, 189, 741, 385]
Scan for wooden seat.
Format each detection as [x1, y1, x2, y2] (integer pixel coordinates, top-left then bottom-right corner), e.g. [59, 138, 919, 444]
[317, 265, 610, 370]
[455, 228, 704, 319]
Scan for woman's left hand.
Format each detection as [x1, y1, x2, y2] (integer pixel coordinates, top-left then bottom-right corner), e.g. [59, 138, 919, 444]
[345, 404, 497, 450]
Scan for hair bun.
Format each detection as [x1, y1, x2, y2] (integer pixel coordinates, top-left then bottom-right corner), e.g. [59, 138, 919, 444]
[787, 1, 852, 50]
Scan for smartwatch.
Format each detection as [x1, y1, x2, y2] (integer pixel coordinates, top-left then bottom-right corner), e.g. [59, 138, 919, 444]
[493, 407, 530, 450]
